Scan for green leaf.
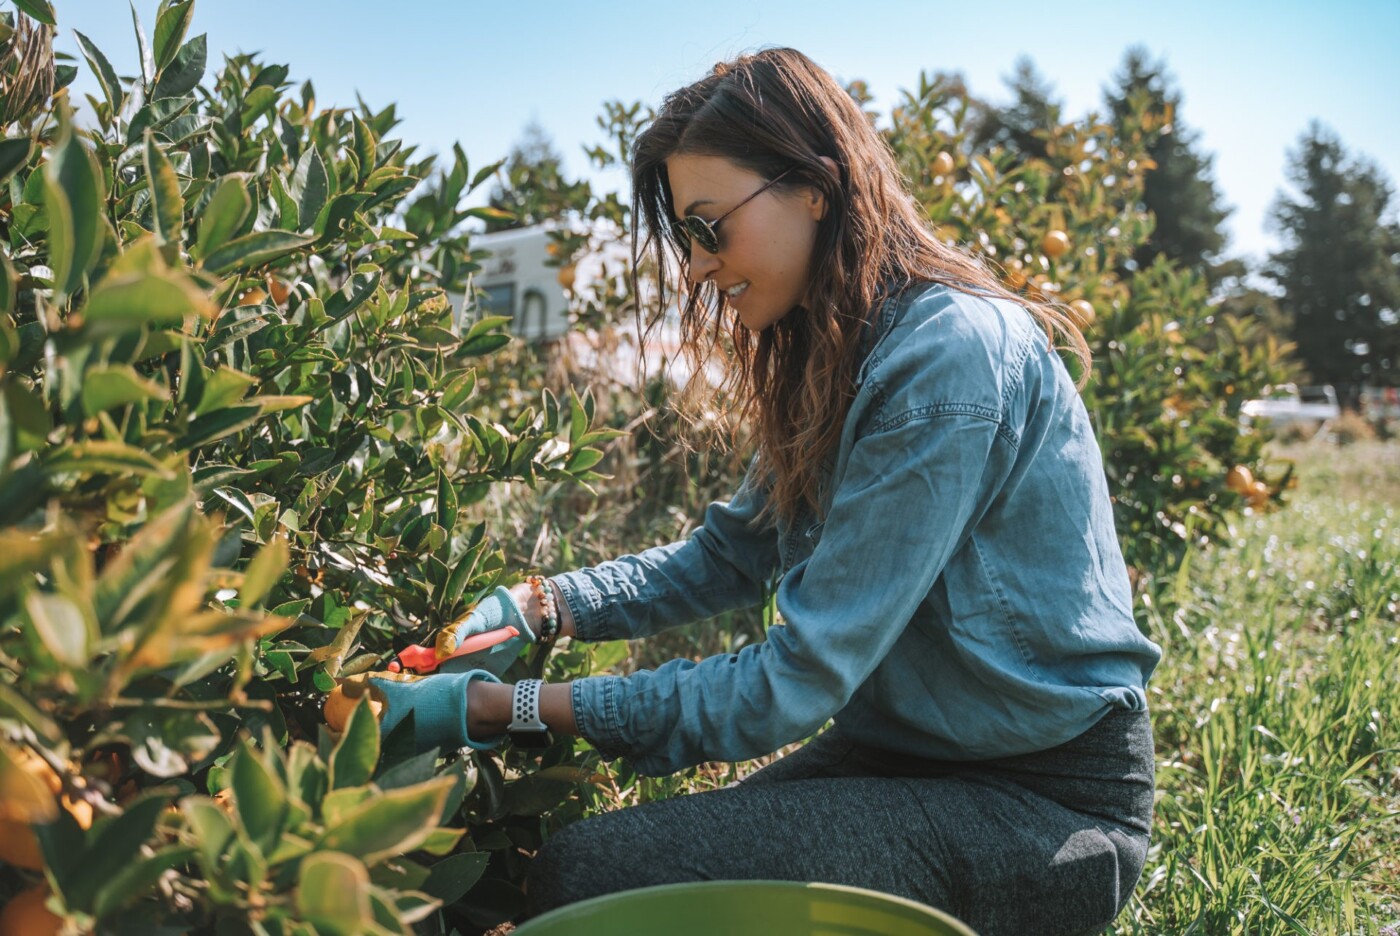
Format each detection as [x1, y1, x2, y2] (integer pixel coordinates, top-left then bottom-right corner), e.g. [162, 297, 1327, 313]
[153, 33, 206, 99]
[0, 253, 15, 317]
[241, 534, 288, 609]
[329, 694, 379, 790]
[13, 0, 56, 25]
[130, 2, 155, 89]
[463, 205, 514, 223]
[295, 146, 329, 231]
[297, 852, 373, 934]
[240, 85, 278, 127]
[61, 793, 170, 912]
[81, 364, 167, 416]
[91, 844, 195, 919]
[231, 742, 288, 853]
[152, 0, 194, 71]
[43, 107, 104, 299]
[435, 470, 458, 529]
[195, 173, 252, 259]
[73, 31, 125, 115]
[143, 131, 184, 247]
[422, 852, 489, 903]
[180, 403, 264, 448]
[183, 796, 235, 877]
[351, 113, 377, 185]
[45, 440, 176, 480]
[195, 365, 258, 415]
[566, 447, 605, 473]
[85, 271, 210, 328]
[317, 777, 453, 865]
[126, 707, 220, 777]
[0, 136, 33, 186]
[458, 333, 510, 357]
[24, 591, 91, 666]
[203, 230, 316, 275]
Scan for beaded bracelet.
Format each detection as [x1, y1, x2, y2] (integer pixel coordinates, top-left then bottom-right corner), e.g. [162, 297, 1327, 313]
[526, 574, 560, 642]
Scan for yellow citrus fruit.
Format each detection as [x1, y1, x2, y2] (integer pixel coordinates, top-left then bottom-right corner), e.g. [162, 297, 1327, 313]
[1068, 299, 1096, 329]
[1247, 480, 1271, 508]
[0, 819, 44, 870]
[238, 286, 268, 305]
[556, 264, 576, 291]
[932, 151, 955, 177]
[323, 686, 382, 733]
[1041, 230, 1071, 259]
[0, 884, 62, 936]
[1225, 465, 1254, 493]
[266, 277, 292, 305]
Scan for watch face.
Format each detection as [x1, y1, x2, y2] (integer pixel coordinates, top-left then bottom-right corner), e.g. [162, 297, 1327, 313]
[509, 730, 552, 749]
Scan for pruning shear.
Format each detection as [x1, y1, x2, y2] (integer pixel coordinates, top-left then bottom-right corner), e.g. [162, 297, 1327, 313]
[386, 626, 521, 675]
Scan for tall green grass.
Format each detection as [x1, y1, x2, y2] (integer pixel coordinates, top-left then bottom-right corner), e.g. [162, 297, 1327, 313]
[1117, 441, 1399, 935]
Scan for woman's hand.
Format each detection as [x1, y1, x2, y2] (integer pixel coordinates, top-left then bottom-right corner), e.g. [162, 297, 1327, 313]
[325, 669, 505, 753]
[432, 585, 536, 678]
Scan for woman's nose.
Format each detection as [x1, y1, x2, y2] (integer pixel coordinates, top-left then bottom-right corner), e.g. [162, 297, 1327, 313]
[686, 247, 720, 285]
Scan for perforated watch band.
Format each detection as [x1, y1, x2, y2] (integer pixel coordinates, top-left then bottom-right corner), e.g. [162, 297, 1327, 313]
[508, 679, 550, 746]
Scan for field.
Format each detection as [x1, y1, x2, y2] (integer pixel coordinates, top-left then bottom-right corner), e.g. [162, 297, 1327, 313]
[577, 439, 1399, 935]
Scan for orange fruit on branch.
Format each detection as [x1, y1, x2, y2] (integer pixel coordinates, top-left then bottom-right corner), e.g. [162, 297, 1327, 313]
[1067, 299, 1095, 329]
[1225, 465, 1254, 493]
[1040, 230, 1071, 259]
[323, 685, 383, 733]
[0, 884, 62, 936]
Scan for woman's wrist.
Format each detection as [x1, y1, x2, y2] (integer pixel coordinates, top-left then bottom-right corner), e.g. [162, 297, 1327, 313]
[510, 579, 576, 640]
[466, 679, 579, 737]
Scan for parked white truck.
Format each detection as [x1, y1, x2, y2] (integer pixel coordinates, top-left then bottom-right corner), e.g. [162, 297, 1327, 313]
[1240, 384, 1341, 434]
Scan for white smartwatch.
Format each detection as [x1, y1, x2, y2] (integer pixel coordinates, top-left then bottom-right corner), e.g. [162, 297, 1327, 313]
[507, 678, 552, 748]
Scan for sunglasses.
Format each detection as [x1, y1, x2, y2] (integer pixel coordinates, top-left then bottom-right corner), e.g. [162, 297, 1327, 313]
[670, 167, 795, 255]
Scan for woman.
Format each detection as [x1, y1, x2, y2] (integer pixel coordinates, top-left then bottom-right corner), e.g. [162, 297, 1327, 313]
[342, 47, 1162, 936]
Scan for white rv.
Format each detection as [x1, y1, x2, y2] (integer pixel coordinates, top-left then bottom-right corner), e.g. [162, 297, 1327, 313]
[451, 223, 572, 342]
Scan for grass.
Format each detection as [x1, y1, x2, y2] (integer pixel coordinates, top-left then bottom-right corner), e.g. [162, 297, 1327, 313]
[1115, 438, 1399, 935]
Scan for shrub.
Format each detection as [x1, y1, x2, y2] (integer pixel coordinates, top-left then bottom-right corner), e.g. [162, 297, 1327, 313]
[0, 3, 620, 931]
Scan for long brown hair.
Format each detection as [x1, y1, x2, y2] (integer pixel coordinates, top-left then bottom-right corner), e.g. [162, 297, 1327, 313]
[630, 47, 1089, 532]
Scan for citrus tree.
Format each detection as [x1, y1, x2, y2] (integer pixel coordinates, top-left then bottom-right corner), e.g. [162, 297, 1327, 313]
[880, 72, 1296, 580]
[0, 3, 620, 932]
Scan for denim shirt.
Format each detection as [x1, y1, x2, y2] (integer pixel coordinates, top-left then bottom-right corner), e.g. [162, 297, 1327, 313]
[553, 281, 1162, 776]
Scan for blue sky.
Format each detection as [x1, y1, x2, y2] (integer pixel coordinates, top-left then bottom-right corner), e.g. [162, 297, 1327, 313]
[56, 1, 1400, 273]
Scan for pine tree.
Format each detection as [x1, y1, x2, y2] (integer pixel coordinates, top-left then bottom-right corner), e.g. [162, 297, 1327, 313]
[1265, 123, 1400, 390]
[1103, 47, 1237, 285]
[968, 56, 1061, 164]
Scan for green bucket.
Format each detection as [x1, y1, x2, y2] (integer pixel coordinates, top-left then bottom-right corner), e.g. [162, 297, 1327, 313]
[513, 880, 979, 936]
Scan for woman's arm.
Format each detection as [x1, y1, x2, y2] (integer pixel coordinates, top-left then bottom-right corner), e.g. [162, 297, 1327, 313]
[545, 455, 781, 644]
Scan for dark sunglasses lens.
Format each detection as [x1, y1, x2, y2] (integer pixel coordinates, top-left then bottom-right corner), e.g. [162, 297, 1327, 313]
[682, 217, 719, 253]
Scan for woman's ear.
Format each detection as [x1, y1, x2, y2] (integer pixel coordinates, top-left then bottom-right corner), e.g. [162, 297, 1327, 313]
[810, 155, 839, 221]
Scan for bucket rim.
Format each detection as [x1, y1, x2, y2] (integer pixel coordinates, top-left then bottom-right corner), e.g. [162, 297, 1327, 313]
[515, 879, 979, 936]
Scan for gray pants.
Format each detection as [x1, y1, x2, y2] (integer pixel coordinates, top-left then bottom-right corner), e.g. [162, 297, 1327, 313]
[524, 708, 1154, 936]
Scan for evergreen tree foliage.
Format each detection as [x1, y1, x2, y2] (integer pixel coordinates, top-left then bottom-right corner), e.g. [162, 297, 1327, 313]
[1103, 47, 1236, 284]
[1265, 122, 1400, 389]
[968, 56, 1061, 163]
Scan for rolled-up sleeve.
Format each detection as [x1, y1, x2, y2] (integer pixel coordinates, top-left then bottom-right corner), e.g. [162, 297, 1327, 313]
[571, 407, 1002, 775]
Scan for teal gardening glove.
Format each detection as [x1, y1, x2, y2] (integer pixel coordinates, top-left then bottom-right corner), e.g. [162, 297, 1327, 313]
[330, 668, 506, 753]
[433, 585, 537, 678]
